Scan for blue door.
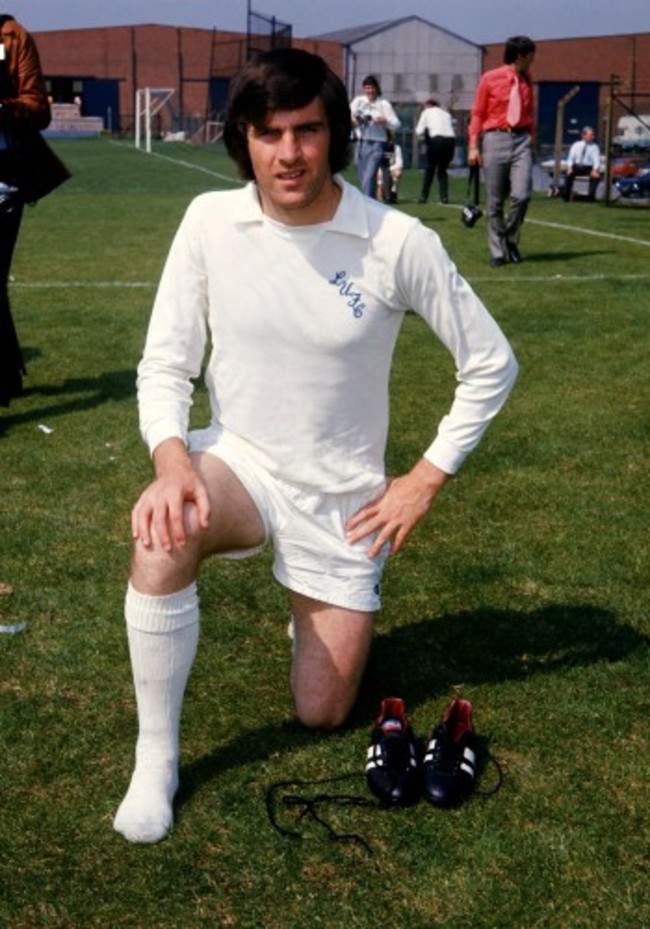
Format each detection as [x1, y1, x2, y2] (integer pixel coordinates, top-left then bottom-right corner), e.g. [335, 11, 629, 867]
[209, 77, 230, 120]
[537, 81, 601, 148]
[83, 79, 120, 133]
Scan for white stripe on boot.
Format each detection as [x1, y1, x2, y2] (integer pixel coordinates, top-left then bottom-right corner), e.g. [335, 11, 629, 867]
[113, 581, 199, 844]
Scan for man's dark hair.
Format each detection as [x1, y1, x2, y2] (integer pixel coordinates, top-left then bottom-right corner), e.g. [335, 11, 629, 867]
[223, 47, 352, 180]
[362, 74, 381, 94]
[503, 35, 536, 64]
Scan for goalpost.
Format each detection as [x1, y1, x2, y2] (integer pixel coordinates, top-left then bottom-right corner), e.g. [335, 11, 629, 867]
[134, 88, 176, 152]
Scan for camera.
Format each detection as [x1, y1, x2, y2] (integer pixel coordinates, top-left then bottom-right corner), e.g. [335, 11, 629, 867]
[460, 203, 483, 228]
[355, 110, 373, 127]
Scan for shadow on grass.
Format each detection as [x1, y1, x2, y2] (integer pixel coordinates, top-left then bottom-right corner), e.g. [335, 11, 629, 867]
[177, 603, 646, 812]
[0, 368, 135, 436]
[356, 602, 645, 716]
[20, 345, 43, 364]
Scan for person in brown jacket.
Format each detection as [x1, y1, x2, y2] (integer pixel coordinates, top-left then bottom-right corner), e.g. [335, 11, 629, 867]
[0, 13, 51, 406]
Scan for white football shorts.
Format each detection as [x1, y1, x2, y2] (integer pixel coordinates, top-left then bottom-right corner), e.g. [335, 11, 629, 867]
[189, 426, 389, 612]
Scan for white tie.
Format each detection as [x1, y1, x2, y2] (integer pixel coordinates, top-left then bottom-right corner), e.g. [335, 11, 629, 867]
[507, 77, 521, 128]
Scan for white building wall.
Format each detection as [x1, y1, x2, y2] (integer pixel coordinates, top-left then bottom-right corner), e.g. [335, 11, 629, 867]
[346, 19, 482, 113]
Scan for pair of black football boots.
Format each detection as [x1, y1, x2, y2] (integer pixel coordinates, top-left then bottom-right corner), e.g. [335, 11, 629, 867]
[366, 696, 478, 808]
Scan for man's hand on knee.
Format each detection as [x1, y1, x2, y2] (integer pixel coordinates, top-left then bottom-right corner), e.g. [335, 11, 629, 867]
[132, 438, 211, 551]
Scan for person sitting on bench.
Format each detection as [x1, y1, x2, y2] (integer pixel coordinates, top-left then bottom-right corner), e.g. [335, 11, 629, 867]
[564, 126, 601, 201]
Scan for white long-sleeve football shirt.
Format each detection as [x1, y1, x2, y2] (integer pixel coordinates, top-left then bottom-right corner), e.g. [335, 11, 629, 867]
[137, 178, 518, 493]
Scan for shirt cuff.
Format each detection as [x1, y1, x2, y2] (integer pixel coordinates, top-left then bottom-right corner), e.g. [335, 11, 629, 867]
[143, 422, 187, 458]
[423, 436, 467, 476]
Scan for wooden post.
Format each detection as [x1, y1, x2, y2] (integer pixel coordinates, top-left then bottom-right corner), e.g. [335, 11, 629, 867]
[603, 78, 617, 206]
[553, 85, 580, 184]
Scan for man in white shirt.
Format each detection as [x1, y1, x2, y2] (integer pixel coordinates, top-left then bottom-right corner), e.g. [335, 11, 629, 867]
[563, 126, 601, 201]
[113, 48, 518, 845]
[415, 99, 456, 204]
[350, 74, 401, 199]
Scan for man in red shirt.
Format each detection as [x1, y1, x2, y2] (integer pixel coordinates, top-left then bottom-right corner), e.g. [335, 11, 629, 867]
[468, 36, 536, 267]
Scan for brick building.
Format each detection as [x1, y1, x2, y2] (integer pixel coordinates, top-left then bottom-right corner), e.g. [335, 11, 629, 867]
[30, 22, 650, 154]
[32, 24, 344, 137]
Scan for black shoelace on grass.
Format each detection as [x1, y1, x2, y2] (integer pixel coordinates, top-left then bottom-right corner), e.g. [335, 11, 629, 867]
[265, 746, 504, 855]
[266, 773, 378, 855]
[475, 744, 505, 797]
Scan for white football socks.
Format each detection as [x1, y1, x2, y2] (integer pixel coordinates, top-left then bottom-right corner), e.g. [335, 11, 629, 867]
[113, 582, 199, 844]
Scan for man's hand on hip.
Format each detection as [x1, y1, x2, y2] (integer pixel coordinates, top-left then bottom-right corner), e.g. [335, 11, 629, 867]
[345, 458, 450, 558]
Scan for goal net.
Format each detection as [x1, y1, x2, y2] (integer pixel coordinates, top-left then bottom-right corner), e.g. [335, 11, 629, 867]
[134, 88, 176, 152]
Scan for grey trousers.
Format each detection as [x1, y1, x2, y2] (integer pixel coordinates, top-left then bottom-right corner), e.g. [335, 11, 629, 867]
[482, 130, 533, 260]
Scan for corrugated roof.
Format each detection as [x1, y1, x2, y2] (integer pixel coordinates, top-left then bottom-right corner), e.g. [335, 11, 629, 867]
[317, 19, 395, 43]
[316, 15, 482, 49]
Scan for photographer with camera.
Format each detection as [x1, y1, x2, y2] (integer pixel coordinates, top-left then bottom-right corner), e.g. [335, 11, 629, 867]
[350, 75, 400, 199]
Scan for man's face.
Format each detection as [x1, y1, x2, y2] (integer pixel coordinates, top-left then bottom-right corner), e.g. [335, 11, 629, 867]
[583, 129, 595, 144]
[515, 51, 535, 73]
[363, 83, 378, 102]
[246, 97, 336, 226]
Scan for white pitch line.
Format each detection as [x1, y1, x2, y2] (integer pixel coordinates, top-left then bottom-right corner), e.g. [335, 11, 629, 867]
[438, 200, 650, 248]
[527, 217, 650, 248]
[109, 138, 242, 185]
[12, 272, 650, 289]
[10, 281, 155, 288]
[469, 272, 650, 283]
[143, 148, 242, 184]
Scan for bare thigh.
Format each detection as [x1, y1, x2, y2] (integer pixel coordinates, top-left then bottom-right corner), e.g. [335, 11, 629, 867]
[289, 591, 374, 730]
[131, 452, 267, 595]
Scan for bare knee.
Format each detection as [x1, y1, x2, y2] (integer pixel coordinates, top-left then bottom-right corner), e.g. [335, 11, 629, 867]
[293, 693, 352, 731]
[288, 597, 373, 730]
[130, 502, 203, 595]
[291, 672, 359, 730]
